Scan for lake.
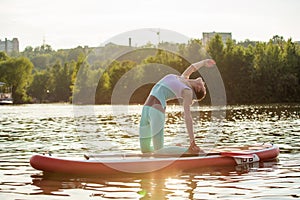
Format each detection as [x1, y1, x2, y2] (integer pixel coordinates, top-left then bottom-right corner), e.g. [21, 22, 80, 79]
[0, 103, 299, 199]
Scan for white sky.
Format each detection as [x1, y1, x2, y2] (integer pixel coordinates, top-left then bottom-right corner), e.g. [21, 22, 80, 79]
[1, 0, 299, 50]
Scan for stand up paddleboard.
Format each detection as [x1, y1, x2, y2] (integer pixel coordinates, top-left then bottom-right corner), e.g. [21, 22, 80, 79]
[30, 143, 279, 175]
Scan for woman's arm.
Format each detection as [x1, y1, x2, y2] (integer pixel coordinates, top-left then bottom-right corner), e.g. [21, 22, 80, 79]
[182, 90, 194, 141]
[182, 89, 201, 153]
[181, 59, 216, 79]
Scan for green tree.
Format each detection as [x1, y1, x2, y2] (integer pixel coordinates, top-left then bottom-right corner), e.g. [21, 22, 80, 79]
[95, 71, 111, 104]
[108, 60, 136, 90]
[222, 38, 254, 103]
[278, 39, 299, 101]
[28, 70, 50, 102]
[179, 39, 207, 63]
[0, 56, 33, 103]
[0, 51, 9, 61]
[47, 62, 74, 102]
[72, 59, 100, 104]
[31, 54, 51, 70]
[254, 40, 282, 102]
[206, 34, 224, 64]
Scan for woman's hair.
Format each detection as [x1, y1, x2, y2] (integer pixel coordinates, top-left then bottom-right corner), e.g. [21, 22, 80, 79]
[193, 87, 206, 101]
[192, 77, 206, 101]
[179, 76, 206, 101]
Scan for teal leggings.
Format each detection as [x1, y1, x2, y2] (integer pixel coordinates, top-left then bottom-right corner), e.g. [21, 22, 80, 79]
[139, 106, 165, 153]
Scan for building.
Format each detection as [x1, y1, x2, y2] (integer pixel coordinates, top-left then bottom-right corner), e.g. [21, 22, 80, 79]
[0, 38, 19, 53]
[202, 32, 232, 46]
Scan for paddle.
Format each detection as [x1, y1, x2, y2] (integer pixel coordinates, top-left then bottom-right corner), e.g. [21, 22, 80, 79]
[84, 151, 254, 160]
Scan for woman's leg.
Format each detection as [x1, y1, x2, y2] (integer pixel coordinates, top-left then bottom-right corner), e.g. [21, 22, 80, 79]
[139, 106, 153, 153]
[149, 107, 165, 151]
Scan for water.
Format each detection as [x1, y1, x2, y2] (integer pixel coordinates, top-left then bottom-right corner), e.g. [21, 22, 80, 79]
[0, 103, 299, 199]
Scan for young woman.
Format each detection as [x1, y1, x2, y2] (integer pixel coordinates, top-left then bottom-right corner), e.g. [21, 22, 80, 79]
[139, 59, 216, 154]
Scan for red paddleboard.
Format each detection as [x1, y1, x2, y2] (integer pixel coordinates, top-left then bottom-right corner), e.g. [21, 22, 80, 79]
[30, 144, 279, 175]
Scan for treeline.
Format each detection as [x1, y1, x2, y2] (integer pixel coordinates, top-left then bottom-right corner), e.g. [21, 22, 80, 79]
[208, 35, 300, 104]
[0, 35, 299, 104]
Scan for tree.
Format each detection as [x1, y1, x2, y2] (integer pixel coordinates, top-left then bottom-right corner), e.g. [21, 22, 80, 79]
[31, 54, 50, 70]
[95, 71, 111, 104]
[28, 70, 50, 102]
[0, 56, 33, 103]
[279, 39, 299, 101]
[47, 62, 74, 102]
[0, 51, 9, 61]
[179, 39, 206, 63]
[72, 59, 100, 104]
[206, 34, 224, 64]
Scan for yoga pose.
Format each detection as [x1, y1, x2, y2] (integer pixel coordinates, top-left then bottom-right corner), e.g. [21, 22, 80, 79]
[139, 59, 216, 154]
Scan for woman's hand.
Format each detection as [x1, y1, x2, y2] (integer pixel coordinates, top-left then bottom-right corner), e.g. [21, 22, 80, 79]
[188, 140, 204, 154]
[204, 59, 216, 67]
[181, 59, 216, 79]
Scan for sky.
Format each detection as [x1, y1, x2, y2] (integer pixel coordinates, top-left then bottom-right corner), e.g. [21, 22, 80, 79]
[1, 0, 299, 51]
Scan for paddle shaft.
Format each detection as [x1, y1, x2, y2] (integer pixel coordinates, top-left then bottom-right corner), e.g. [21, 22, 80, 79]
[84, 151, 254, 160]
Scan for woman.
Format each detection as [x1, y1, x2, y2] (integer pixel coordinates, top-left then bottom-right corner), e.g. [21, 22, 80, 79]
[139, 59, 216, 154]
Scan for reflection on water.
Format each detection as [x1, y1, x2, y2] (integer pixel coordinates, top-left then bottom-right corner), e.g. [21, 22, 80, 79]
[0, 103, 299, 199]
[27, 162, 271, 199]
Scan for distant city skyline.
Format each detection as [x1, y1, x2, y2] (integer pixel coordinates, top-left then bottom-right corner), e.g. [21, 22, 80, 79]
[1, 0, 299, 51]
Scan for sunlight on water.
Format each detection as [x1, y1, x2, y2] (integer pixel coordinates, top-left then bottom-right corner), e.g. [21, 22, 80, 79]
[0, 103, 299, 199]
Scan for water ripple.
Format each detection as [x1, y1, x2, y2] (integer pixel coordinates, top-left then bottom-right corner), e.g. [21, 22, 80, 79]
[0, 103, 299, 199]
